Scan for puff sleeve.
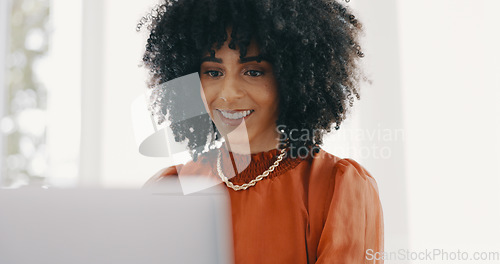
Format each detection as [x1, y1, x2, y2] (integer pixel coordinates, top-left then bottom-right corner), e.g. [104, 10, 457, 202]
[315, 159, 384, 264]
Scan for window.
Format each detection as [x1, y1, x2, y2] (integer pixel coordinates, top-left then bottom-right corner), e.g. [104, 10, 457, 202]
[0, 0, 81, 188]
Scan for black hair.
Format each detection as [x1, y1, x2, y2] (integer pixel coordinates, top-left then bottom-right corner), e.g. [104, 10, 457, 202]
[139, 0, 365, 160]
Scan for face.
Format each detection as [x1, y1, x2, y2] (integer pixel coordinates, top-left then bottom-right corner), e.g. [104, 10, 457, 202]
[200, 31, 280, 153]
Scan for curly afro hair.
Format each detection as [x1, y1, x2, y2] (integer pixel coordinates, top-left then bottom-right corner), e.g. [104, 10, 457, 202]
[139, 0, 365, 160]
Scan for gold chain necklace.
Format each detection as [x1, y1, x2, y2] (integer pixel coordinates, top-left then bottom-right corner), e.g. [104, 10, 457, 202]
[216, 148, 287, 191]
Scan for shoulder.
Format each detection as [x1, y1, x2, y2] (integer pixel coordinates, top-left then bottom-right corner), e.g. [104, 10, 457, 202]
[311, 148, 382, 220]
[309, 148, 380, 195]
[142, 149, 218, 189]
[142, 164, 184, 189]
[312, 149, 371, 178]
[306, 148, 383, 240]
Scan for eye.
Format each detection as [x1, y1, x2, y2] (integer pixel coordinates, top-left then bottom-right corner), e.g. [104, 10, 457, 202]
[204, 70, 223, 78]
[245, 70, 263, 77]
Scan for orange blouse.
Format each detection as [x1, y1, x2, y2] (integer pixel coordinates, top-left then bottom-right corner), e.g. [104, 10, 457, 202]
[145, 146, 384, 264]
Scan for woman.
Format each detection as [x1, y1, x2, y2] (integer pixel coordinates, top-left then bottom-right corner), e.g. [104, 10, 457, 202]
[140, 0, 383, 263]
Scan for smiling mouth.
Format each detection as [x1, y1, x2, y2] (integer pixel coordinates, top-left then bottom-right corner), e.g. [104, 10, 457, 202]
[217, 109, 254, 119]
[215, 109, 255, 126]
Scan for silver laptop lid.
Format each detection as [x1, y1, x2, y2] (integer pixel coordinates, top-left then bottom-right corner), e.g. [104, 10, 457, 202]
[0, 184, 234, 264]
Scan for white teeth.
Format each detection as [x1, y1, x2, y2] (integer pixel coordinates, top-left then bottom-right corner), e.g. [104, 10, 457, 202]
[219, 110, 253, 120]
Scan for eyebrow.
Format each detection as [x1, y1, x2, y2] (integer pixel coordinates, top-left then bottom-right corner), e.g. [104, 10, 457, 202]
[200, 55, 265, 64]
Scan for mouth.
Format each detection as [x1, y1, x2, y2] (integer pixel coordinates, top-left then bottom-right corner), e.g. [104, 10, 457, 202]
[215, 109, 254, 126]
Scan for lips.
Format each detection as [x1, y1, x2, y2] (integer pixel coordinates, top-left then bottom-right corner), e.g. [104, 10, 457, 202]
[219, 110, 253, 119]
[215, 109, 254, 126]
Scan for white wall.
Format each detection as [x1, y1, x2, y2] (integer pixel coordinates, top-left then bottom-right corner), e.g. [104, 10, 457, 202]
[398, 0, 500, 257]
[44, 0, 82, 187]
[96, 0, 189, 188]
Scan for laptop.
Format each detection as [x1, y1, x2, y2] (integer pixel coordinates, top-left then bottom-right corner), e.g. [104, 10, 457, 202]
[0, 180, 234, 264]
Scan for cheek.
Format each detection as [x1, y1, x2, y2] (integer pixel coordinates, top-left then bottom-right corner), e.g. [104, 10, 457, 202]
[200, 80, 216, 103]
[260, 83, 279, 110]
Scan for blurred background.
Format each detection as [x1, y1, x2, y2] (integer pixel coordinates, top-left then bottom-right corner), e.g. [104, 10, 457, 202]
[0, 0, 499, 262]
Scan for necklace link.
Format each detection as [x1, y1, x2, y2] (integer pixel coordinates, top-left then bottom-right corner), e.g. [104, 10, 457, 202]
[217, 148, 287, 191]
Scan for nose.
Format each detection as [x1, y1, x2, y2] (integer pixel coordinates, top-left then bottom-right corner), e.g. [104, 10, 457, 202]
[219, 74, 245, 102]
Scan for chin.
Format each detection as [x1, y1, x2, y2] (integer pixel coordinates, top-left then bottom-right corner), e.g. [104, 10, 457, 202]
[222, 129, 253, 146]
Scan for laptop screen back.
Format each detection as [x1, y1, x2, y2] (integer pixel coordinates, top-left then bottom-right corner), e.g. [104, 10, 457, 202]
[0, 187, 234, 264]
